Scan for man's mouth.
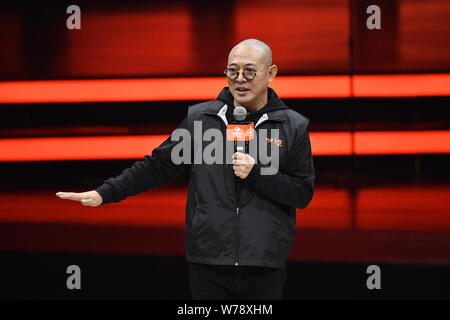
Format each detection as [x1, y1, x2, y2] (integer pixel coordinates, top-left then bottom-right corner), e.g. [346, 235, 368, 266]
[235, 87, 251, 95]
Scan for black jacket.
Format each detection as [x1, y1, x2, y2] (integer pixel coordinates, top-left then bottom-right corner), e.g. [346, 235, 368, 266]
[96, 87, 315, 268]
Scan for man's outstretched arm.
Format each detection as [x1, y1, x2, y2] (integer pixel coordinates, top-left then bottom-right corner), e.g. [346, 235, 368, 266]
[56, 116, 189, 206]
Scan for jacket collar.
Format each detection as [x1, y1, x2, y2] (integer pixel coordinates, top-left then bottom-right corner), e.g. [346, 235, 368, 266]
[203, 87, 289, 126]
[204, 102, 287, 127]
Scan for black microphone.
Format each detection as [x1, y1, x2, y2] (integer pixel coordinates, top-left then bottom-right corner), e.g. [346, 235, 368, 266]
[232, 106, 250, 154]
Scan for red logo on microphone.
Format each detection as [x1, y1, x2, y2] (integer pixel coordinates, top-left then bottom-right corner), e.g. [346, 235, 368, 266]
[226, 123, 255, 141]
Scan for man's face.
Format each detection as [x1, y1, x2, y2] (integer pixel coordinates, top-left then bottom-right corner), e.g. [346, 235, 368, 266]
[226, 46, 276, 108]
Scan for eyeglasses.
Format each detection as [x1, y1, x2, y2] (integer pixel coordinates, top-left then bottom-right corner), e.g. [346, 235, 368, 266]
[224, 66, 267, 81]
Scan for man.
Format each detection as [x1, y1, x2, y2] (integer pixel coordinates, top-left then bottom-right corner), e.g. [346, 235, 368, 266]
[56, 39, 315, 299]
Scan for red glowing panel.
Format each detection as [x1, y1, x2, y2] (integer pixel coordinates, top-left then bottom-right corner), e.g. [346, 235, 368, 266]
[309, 132, 352, 155]
[353, 74, 450, 97]
[0, 186, 449, 261]
[296, 188, 351, 230]
[355, 130, 450, 154]
[356, 186, 450, 233]
[64, 6, 194, 76]
[234, 0, 349, 73]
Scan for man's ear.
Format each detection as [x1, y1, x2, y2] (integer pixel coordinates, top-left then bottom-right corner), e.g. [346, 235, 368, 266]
[267, 65, 278, 83]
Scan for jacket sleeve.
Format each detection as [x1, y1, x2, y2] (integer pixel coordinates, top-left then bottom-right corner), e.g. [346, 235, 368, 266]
[95, 116, 190, 204]
[244, 121, 315, 209]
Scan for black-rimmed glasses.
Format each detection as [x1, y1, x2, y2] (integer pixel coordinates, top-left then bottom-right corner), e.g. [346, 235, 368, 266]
[224, 66, 267, 81]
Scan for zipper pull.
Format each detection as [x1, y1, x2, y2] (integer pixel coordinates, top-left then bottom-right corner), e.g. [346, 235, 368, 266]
[236, 207, 240, 215]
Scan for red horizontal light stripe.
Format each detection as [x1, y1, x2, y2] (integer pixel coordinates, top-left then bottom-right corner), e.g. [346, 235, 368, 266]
[270, 75, 350, 98]
[0, 74, 448, 103]
[355, 131, 450, 155]
[309, 132, 352, 155]
[0, 131, 449, 161]
[353, 73, 450, 97]
[0, 76, 349, 103]
[0, 78, 227, 103]
[0, 136, 169, 161]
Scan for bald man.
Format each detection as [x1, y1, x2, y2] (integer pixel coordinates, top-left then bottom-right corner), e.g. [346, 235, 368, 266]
[57, 39, 315, 300]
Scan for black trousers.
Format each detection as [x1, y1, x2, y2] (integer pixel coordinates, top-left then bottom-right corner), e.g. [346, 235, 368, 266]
[188, 262, 286, 300]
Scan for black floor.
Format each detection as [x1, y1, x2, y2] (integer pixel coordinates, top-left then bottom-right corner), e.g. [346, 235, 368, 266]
[1, 251, 449, 300]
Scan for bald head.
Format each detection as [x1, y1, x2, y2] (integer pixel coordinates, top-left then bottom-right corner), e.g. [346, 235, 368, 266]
[226, 39, 277, 112]
[228, 39, 272, 66]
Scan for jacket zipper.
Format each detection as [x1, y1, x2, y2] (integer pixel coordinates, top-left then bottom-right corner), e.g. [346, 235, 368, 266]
[234, 207, 239, 266]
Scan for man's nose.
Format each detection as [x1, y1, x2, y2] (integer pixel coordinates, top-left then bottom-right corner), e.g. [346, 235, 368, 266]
[236, 70, 247, 83]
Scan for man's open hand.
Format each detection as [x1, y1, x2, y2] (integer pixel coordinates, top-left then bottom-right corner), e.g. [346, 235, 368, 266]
[232, 152, 255, 179]
[56, 190, 103, 207]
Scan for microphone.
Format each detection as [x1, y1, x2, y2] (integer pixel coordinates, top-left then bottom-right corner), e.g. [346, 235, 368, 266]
[233, 106, 247, 122]
[227, 106, 254, 154]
